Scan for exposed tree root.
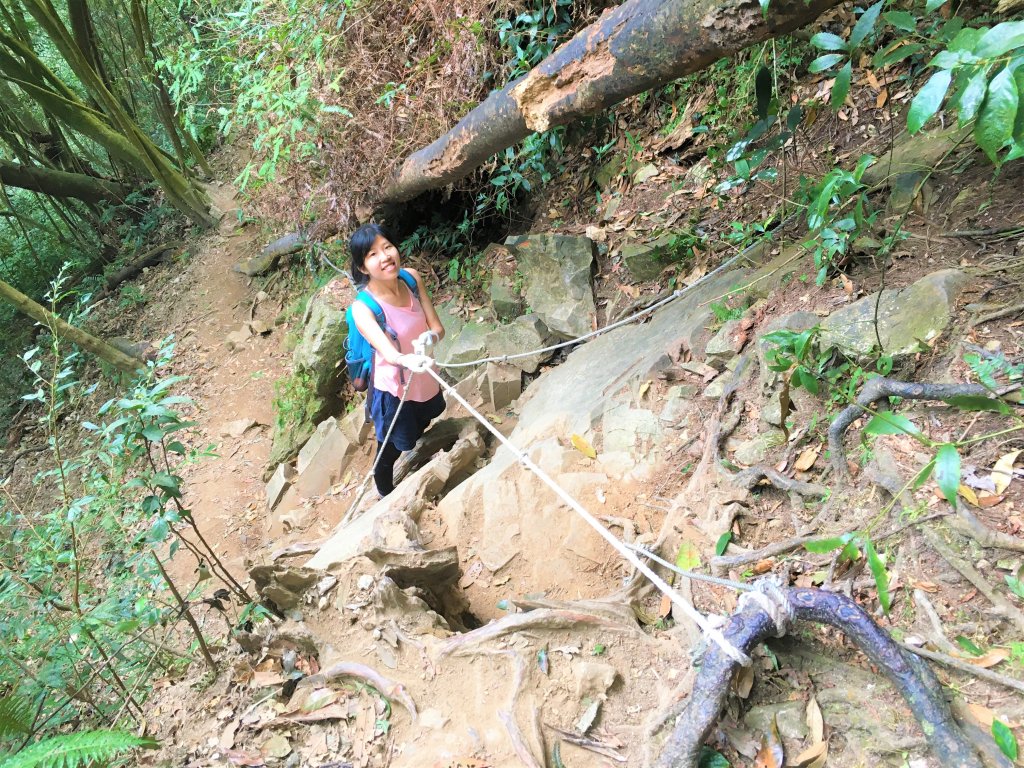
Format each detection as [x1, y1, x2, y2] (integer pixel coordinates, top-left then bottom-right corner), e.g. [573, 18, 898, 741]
[828, 377, 995, 478]
[951, 503, 1024, 553]
[654, 584, 983, 768]
[298, 661, 417, 721]
[437, 608, 641, 658]
[906, 643, 1024, 695]
[923, 528, 1024, 633]
[730, 465, 830, 498]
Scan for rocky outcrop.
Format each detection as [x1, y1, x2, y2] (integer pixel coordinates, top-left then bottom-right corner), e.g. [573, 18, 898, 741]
[505, 233, 596, 339]
[819, 269, 967, 360]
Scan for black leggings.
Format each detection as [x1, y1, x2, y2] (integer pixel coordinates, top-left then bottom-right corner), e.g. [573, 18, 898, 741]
[373, 441, 402, 496]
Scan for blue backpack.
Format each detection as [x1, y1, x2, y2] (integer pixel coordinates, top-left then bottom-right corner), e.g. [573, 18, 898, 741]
[344, 269, 419, 391]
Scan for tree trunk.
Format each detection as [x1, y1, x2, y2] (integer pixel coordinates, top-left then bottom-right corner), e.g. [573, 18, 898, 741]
[0, 159, 127, 202]
[381, 0, 841, 203]
[0, 278, 144, 374]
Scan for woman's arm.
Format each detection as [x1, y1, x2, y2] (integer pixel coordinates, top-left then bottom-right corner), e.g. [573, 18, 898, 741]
[406, 268, 445, 341]
[351, 301, 404, 365]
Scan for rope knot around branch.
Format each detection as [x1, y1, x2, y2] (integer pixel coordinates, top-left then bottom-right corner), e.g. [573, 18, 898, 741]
[738, 577, 793, 638]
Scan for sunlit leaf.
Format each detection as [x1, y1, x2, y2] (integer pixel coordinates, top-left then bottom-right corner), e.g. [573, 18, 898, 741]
[974, 21, 1024, 59]
[934, 443, 961, 507]
[811, 32, 849, 52]
[863, 412, 921, 437]
[908, 69, 952, 133]
[675, 540, 701, 571]
[570, 433, 597, 459]
[831, 61, 853, 110]
[849, 1, 883, 49]
[975, 67, 1019, 163]
[943, 394, 1010, 414]
[809, 53, 844, 73]
[991, 449, 1021, 495]
[992, 719, 1018, 761]
[864, 540, 891, 613]
[957, 70, 989, 125]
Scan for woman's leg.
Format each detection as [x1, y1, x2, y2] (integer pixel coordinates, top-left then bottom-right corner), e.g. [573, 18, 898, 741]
[373, 441, 402, 496]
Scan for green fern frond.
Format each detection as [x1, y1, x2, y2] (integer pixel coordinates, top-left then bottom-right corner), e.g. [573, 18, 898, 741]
[0, 730, 156, 768]
[0, 696, 33, 740]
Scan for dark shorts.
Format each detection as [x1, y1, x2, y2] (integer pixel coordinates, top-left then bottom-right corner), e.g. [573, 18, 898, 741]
[369, 389, 445, 451]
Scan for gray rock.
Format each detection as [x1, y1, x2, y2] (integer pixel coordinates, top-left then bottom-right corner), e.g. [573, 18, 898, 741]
[743, 701, 809, 742]
[292, 296, 347, 396]
[338, 406, 371, 446]
[295, 419, 356, 497]
[592, 157, 624, 190]
[660, 384, 699, 425]
[602, 403, 661, 456]
[486, 362, 522, 411]
[705, 319, 745, 369]
[819, 269, 967, 360]
[505, 234, 596, 339]
[887, 171, 929, 214]
[732, 429, 786, 466]
[266, 463, 295, 510]
[433, 300, 467, 370]
[862, 126, 969, 187]
[444, 320, 493, 368]
[297, 417, 338, 475]
[484, 314, 556, 373]
[489, 270, 522, 321]
[620, 235, 678, 282]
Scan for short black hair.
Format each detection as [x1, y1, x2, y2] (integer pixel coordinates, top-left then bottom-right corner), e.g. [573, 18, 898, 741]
[349, 222, 396, 286]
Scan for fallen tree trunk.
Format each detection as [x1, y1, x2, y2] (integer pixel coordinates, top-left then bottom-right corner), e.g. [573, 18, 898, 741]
[0, 158, 128, 203]
[0, 278, 145, 374]
[381, 0, 841, 203]
[655, 584, 984, 767]
[99, 241, 182, 297]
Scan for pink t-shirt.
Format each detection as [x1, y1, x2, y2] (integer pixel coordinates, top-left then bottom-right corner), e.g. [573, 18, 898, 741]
[372, 288, 441, 402]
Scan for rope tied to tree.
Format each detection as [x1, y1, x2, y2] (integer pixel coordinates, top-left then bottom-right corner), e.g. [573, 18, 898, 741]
[738, 577, 794, 638]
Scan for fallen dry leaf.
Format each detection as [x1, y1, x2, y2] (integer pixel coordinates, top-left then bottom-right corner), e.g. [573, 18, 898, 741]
[992, 450, 1021, 495]
[793, 740, 828, 768]
[659, 593, 672, 618]
[794, 446, 821, 472]
[959, 484, 980, 506]
[735, 665, 754, 699]
[223, 749, 265, 767]
[806, 697, 824, 744]
[913, 580, 939, 593]
[639, 380, 652, 400]
[976, 492, 1004, 508]
[571, 433, 597, 459]
[753, 559, 775, 575]
[965, 648, 1010, 669]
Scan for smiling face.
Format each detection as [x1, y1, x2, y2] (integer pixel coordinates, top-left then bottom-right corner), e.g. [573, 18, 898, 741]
[360, 235, 401, 283]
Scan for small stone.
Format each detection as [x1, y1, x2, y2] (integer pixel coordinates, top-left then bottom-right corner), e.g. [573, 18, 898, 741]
[357, 574, 374, 591]
[976, 559, 991, 571]
[260, 734, 291, 759]
[733, 430, 786, 466]
[420, 708, 450, 730]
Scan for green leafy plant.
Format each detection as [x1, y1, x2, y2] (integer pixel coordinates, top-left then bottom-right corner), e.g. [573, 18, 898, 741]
[805, 532, 892, 612]
[808, 0, 885, 109]
[992, 719, 1019, 762]
[0, 717, 155, 768]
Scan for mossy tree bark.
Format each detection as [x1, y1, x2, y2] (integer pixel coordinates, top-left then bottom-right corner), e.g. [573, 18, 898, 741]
[381, 0, 842, 204]
[0, 158, 127, 202]
[0, 278, 145, 374]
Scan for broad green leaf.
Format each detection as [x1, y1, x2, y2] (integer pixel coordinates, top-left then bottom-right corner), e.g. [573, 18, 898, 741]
[976, 66, 1020, 163]
[949, 27, 984, 53]
[831, 61, 853, 110]
[943, 394, 1011, 414]
[884, 11, 917, 33]
[142, 425, 164, 442]
[956, 635, 984, 655]
[863, 412, 922, 437]
[913, 458, 937, 488]
[874, 41, 924, 68]
[809, 53, 845, 73]
[864, 540, 891, 614]
[934, 443, 961, 507]
[811, 32, 849, 52]
[925, 0, 945, 11]
[675, 540, 701, 571]
[698, 747, 731, 768]
[850, 1, 883, 49]
[931, 50, 972, 70]
[975, 21, 1024, 59]
[759, 0, 770, 16]
[1014, 65, 1024, 145]
[992, 719, 1018, 761]
[908, 70, 952, 133]
[958, 70, 989, 125]
[1006, 575, 1024, 599]
[804, 536, 847, 554]
[715, 532, 733, 556]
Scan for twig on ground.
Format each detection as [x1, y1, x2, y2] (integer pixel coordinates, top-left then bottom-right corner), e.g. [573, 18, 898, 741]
[544, 724, 627, 762]
[970, 301, 1024, 327]
[905, 643, 1024, 694]
[912, 589, 960, 656]
[923, 528, 1024, 633]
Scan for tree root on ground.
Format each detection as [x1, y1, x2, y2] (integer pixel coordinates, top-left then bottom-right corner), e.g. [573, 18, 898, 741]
[654, 584, 983, 768]
[730, 465, 830, 498]
[828, 377, 996, 478]
[437, 608, 644, 659]
[298, 661, 417, 721]
[923, 527, 1024, 632]
[950, 503, 1024, 553]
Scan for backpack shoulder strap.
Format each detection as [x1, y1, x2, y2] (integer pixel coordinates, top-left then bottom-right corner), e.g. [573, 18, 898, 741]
[355, 289, 386, 323]
[397, 268, 419, 297]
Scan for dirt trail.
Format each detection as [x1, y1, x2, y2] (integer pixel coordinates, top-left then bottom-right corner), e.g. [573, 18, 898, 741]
[140, 182, 289, 586]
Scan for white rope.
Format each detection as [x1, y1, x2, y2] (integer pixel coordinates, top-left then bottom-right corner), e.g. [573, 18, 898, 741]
[435, 246, 753, 370]
[624, 542, 753, 593]
[423, 366, 751, 666]
[737, 576, 793, 638]
[338, 375, 414, 527]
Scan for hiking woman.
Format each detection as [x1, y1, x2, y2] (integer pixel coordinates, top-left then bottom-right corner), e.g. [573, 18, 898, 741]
[349, 222, 446, 497]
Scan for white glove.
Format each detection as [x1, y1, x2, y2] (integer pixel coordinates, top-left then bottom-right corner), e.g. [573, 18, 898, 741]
[396, 353, 433, 373]
[413, 330, 439, 355]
